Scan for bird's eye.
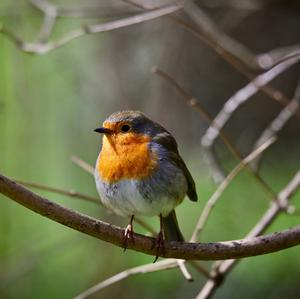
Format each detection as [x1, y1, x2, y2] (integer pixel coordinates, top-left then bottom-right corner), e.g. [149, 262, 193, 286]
[120, 124, 131, 132]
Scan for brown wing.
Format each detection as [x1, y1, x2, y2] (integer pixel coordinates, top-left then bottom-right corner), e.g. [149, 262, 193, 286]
[153, 130, 198, 202]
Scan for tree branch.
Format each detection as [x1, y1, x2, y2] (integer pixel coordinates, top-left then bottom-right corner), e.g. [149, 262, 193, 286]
[168, 15, 300, 122]
[1, 173, 300, 261]
[257, 44, 300, 69]
[250, 80, 300, 171]
[14, 179, 99, 203]
[190, 136, 276, 242]
[183, 1, 260, 70]
[152, 67, 277, 198]
[196, 169, 300, 299]
[201, 56, 300, 152]
[0, 4, 181, 54]
[74, 259, 180, 299]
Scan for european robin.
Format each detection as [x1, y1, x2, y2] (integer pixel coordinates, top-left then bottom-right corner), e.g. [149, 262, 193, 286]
[94, 111, 197, 256]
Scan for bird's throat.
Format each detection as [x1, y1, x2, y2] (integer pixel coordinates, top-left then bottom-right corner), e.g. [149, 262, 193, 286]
[97, 134, 158, 182]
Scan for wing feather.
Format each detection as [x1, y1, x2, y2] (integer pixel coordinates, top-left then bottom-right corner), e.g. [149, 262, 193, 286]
[152, 130, 198, 202]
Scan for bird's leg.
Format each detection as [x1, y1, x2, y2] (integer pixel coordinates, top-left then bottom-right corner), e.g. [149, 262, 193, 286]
[153, 214, 165, 263]
[123, 215, 134, 251]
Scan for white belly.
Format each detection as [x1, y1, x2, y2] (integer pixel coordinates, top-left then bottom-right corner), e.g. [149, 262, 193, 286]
[94, 170, 186, 217]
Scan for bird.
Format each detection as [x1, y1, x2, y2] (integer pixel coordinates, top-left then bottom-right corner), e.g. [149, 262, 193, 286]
[94, 110, 198, 258]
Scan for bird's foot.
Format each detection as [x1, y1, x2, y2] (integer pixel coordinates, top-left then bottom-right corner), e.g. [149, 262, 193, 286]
[153, 230, 164, 263]
[123, 223, 134, 251]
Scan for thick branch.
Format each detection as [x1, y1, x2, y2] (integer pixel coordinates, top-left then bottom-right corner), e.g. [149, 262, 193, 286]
[1, 173, 300, 261]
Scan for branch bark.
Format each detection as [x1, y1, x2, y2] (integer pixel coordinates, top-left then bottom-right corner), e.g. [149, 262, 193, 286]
[1, 173, 300, 261]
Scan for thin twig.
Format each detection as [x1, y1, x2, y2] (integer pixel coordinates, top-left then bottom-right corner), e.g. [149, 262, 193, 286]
[3, 0, 298, 120]
[168, 15, 300, 120]
[183, 1, 260, 70]
[31, 0, 140, 19]
[74, 259, 180, 299]
[257, 44, 300, 69]
[201, 55, 300, 151]
[184, 2, 300, 72]
[75, 258, 209, 299]
[30, 0, 57, 42]
[125, 0, 259, 72]
[29, 0, 56, 15]
[0, 4, 182, 54]
[152, 67, 277, 198]
[250, 80, 300, 170]
[196, 170, 300, 299]
[176, 259, 193, 282]
[190, 136, 276, 242]
[14, 179, 99, 203]
[71, 155, 94, 175]
[189, 261, 211, 278]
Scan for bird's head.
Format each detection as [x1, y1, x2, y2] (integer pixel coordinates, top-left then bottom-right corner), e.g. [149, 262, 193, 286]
[94, 111, 159, 149]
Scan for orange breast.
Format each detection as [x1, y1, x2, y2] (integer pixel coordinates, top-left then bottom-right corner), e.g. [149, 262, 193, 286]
[97, 132, 158, 183]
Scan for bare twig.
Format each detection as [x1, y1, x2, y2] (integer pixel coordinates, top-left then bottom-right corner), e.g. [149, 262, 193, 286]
[196, 170, 300, 299]
[1, 173, 300, 260]
[151, 66, 226, 181]
[183, 2, 260, 70]
[168, 15, 300, 121]
[152, 67, 277, 198]
[77, 256, 209, 299]
[0, 4, 182, 54]
[251, 80, 300, 170]
[71, 155, 94, 175]
[74, 259, 180, 299]
[190, 136, 276, 242]
[257, 44, 300, 69]
[202, 55, 300, 181]
[31, 0, 141, 19]
[3, 0, 298, 122]
[176, 259, 193, 281]
[30, 0, 56, 15]
[189, 261, 211, 278]
[201, 55, 300, 150]
[14, 179, 99, 203]
[184, 2, 300, 71]
[30, 0, 57, 42]
[126, 0, 260, 73]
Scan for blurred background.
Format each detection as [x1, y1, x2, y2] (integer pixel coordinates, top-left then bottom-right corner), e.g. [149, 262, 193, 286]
[0, 0, 300, 298]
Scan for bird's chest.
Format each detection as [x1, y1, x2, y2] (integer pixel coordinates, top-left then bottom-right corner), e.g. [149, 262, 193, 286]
[97, 135, 157, 182]
[95, 178, 151, 216]
[95, 175, 180, 217]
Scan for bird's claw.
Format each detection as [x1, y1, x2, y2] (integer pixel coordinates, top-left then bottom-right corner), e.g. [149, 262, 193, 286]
[123, 223, 134, 251]
[153, 230, 164, 263]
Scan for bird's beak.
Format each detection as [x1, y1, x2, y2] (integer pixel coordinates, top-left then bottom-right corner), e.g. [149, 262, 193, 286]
[94, 127, 113, 134]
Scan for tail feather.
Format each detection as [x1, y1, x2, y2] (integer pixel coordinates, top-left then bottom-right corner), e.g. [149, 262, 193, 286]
[161, 210, 184, 241]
